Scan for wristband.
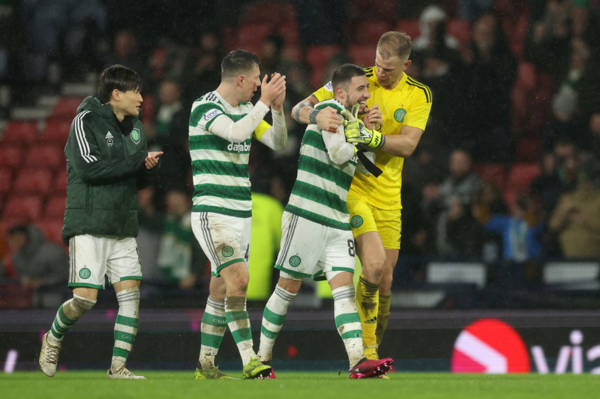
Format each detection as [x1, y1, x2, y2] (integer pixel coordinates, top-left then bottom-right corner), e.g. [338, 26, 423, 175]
[309, 109, 319, 124]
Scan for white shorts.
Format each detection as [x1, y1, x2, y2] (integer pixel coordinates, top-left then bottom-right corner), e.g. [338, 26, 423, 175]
[191, 212, 251, 277]
[275, 212, 356, 281]
[68, 234, 141, 289]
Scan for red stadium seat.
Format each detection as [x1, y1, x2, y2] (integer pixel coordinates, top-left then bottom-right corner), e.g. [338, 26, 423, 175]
[51, 168, 67, 195]
[13, 168, 53, 196]
[40, 118, 71, 145]
[142, 95, 154, 124]
[24, 144, 64, 170]
[1, 121, 38, 145]
[45, 195, 66, 218]
[515, 137, 540, 162]
[37, 218, 65, 246]
[305, 45, 342, 88]
[507, 162, 540, 193]
[447, 19, 471, 46]
[237, 23, 274, 56]
[349, 45, 376, 67]
[243, 1, 297, 25]
[354, 20, 392, 45]
[0, 167, 13, 196]
[0, 145, 24, 169]
[395, 19, 420, 40]
[350, 0, 397, 22]
[2, 195, 43, 222]
[473, 163, 507, 190]
[52, 97, 84, 119]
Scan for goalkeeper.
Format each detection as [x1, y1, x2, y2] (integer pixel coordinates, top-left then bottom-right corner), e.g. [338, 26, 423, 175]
[257, 63, 393, 379]
[291, 32, 432, 362]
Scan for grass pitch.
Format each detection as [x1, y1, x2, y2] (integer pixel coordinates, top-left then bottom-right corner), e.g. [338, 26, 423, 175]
[2, 371, 599, 399]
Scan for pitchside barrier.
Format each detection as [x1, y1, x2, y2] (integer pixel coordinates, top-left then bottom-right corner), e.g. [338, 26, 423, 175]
[3, 309, 600, 373]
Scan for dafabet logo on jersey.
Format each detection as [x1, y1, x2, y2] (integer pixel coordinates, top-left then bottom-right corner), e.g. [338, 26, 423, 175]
[451, 318, 530, 373]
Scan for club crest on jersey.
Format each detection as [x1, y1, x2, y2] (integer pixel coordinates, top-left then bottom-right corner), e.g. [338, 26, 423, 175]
[79, 267, 91, 279]
[227, 142, 251, 152]
[394, 108, 407, 122]
[130, 128, 141, 144]
[105, 131, 114, 147]
[289, 255, 301, 267]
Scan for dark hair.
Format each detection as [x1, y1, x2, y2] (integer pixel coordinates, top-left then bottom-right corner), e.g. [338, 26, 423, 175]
[331, 63, 365, 91]
[221, 49, 260, 79]
[97, 64, 142, 103]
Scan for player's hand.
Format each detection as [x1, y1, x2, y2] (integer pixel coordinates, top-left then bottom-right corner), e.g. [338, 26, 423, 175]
[259, 73, 286, 107]
[316, 106, 343, 132]
[340, 103, 360, 123]
[270, 78, 286, 112]
[363, 104, 382, 130]
[145, 151, 162, 170]
[344, 121, 385, 149]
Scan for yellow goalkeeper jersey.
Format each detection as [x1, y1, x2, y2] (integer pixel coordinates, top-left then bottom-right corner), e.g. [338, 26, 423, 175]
[313, 67, 432, 210]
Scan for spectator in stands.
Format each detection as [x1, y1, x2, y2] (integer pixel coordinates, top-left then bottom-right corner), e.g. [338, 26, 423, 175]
[182, 31, 222, 106]
[413, 5, 459, 52]
[156, 189, 206, 290]
[462, 11, 516, 161]
[553, 137, 583, 194]
[589, 112, 600, 158]
[261, 34, 294, 77]
[549, 158, 600, 258]
[103, 29, 146, 78]
[7, 224, 67, 289]
[22, 0, 107, 90]
[530, 151, 563, 217]
[474, 194, 544, 263]
[149, 78, 185, 149]
[457, 0, 495, 21]
[292, 0, 347, 46]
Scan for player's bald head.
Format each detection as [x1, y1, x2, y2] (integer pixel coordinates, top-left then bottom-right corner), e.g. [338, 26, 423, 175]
[377, 31, 412, 61]
[220, 49, 260, 80]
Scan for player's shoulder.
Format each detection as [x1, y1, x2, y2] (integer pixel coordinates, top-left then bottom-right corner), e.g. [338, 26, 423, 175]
[191, 91, 225, 113]
[315, 98, 344, 113]
[404, 74, 432, 104]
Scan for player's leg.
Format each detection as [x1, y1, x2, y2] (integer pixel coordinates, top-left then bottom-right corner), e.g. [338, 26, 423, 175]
[106, 237, 145, 379]
[40, 235, 101, 377]
[373, 209, 401, 349]
[196, 276, 227, 377]
[328, 271, 363, 369]
[348, 193, 385, 360]
[257, 275, 301, 363]
[377, 248, 399, 347]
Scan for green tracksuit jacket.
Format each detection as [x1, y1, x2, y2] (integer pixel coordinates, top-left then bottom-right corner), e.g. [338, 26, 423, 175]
[62, 96, 150, 243]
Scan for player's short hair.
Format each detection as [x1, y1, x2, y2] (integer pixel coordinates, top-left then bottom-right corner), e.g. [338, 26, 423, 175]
[332, 63, 365, 91]
[97, 64, 142, 103]
[377, 31, 412, 60]
[221, 49, 260, 80]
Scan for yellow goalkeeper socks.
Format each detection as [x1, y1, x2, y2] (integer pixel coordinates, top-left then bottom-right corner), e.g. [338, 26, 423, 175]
[356, 275, 379, 359]
[376, 294, 391, 347]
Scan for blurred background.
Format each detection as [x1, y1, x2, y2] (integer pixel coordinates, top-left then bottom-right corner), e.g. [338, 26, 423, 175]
[1, 0, 600, 372]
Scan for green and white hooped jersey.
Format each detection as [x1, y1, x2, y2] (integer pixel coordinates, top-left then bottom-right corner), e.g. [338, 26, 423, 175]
[285, 99, 358, 230]
[188, 91, 256, 218]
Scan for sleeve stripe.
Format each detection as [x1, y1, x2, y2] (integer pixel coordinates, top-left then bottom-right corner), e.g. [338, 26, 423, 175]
[74, 111, 97, 163]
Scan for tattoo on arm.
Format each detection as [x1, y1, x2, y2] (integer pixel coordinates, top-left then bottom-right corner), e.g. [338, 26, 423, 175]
[293, 100, 313, 123]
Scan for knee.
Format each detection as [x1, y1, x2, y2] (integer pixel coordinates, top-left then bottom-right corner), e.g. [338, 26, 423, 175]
[277, 277, 302, 294]
[362, 256, 385, 282]
[72, 294, 96, 311]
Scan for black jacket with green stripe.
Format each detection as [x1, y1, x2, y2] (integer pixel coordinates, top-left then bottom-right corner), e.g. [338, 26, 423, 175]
[62, 96, 150, 243]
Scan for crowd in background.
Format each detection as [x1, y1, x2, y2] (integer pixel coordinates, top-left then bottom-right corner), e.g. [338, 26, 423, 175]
[1, 0, 600, 307]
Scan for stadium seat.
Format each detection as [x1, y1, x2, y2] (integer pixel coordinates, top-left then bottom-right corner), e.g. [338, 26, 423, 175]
[506, 162, 540, 193]
[2, 195, 43, 222]
[51, 168, 67, 195]
[1, 121, 38, 145]
[515, 137, 540, 162]
[350, 0, 397, 22]
[40, 118, 71, 145]
[51, 97, 84, 119]
[242, 1, 297, 25]
[36, 217, 65, 246]
[427, 262, 487, 288]
[13, 168, 53, 196]
[305, 45, 342, 88]
[0, 145, 24, 169]
[236, 23, 274, 56]
[473, 163, 507, 190]
[349, 45, 376, 67]
[0, 165, 12, 189]
[45, 195, 66, 218]
[395, 19, 420, 40]
[543, 262, 600, 286]
[24, 144, 64, 170]
[447, 19, 471, 46]
[354, 20, 392, 45]
[142, 95, 154, 124]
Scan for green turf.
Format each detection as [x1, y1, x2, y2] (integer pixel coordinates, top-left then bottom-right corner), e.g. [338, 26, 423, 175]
[2, 371, 600, 399]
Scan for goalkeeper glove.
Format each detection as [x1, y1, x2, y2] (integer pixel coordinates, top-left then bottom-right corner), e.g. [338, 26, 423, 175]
[344, 120, 385, 149]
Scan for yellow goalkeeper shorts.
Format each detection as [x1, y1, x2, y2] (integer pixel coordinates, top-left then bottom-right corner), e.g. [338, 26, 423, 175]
[347, 191, 402, 250]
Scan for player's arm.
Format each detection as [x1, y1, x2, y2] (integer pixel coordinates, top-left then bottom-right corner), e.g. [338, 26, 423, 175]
[256, 81, 288, 150]
[71, 113, 146, 184]
[207, 74, 285, 142]
[291, 87, 343, 132]
[322, 124, 356, 165]
[379, 125, 423, 157]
